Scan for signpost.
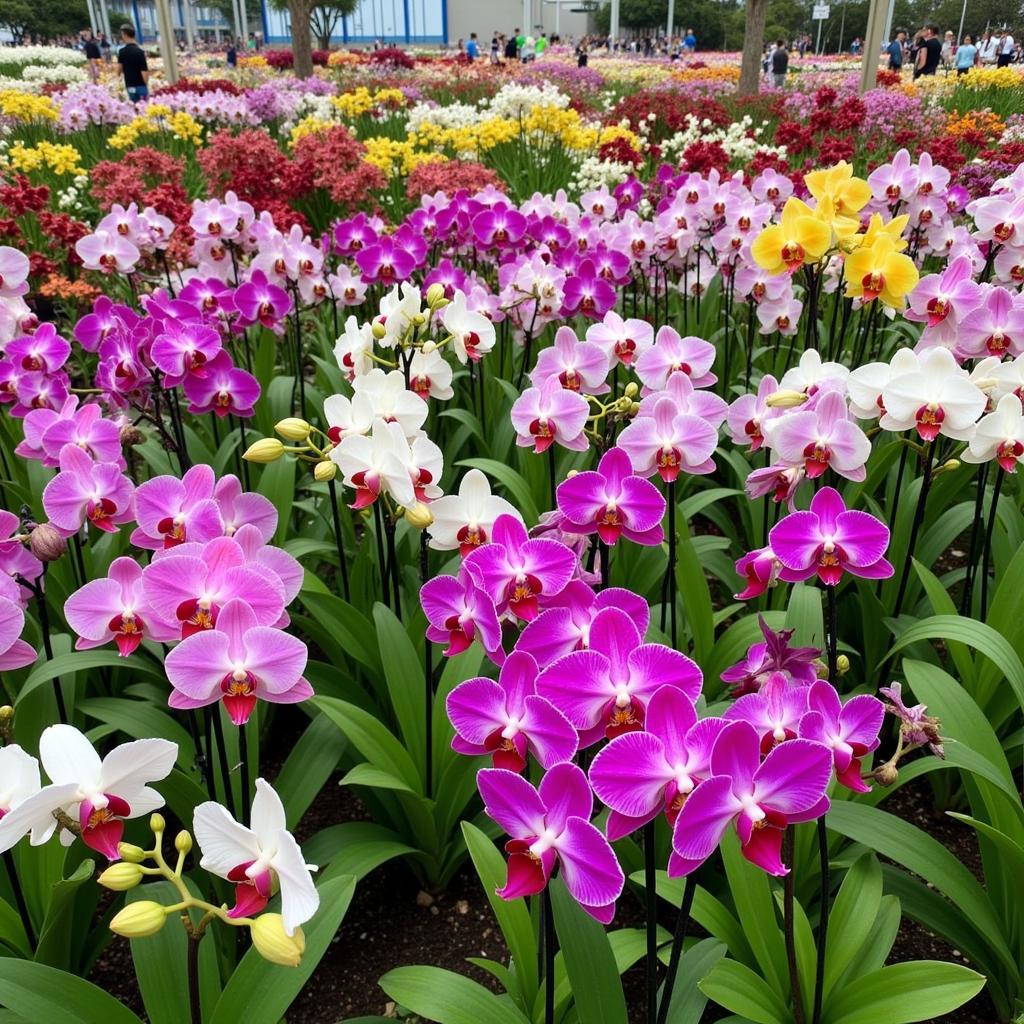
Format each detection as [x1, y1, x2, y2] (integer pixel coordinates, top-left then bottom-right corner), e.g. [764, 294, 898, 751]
[813, 2, 830, 54]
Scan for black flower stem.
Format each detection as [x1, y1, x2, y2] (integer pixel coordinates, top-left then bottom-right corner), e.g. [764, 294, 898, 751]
[644, 821, 658, 1023]
[959, 462, 989, 615]
[420, 530, 433, 799]
[656, 875, 696, 1024]
[185, 709, 210, 793]
[290, 289, 306, 420]
[186, 933, 202, 1024]
[32, 569, 67, 724]
[385, 513, 402, 622]
[668, 479, 678, 649]
[544, 884, 556, 1024]
[980, 466, 1005, 619]
[210, 708, 237, 819]
[327, 478, 351, 602]
[238, 721, 250, 827]
[811, 816, 830, 1024]
[372, 501, 390, 610]
[2, 850, 35, 949]
[783, 828, 805, 1024]
[876, 444, 909, 599]
[891, 438, 937, 619]
[71, 533, 87, 589]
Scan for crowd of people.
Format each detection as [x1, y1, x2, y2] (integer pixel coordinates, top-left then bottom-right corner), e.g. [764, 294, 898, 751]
[885, 24, 1022, 77]
[453, 28, 700, 65]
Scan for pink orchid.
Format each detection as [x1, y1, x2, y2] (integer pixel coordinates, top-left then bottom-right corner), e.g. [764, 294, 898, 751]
[585, 310, 654, 368]
[41, 444, 134, 537]
[733, 546, 781, 600]
[905, 255, 983, 348]
[530, 326, 610, 395]
[726, 374, 780, 451]
[720, 616, 820, 696]
[956, 286, 1024, 360]
[723, 672, 811, 753]
[6, 324, 71, 375]
[0, 596, 36, 670]
[634, 326, 717, 391]
[131, 464, 224, 550]
[799, 681, 884, 793]
[510, 376, 590, 454]
[213, 474, 277, 542]
[637, 372, 729, 429]
[182, 352, 260, 418]
[617, 396, 719, 481]
[420, 567, 504, 660]
[151, 321, 223, 385]
[164, 598, 311, 725]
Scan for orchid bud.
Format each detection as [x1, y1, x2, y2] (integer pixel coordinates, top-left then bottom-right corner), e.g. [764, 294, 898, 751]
[118, 842, 147, 863]
[150, 813, 166, 834]
[314, 460, 337, 482]
[110, 901, 168, 938]
[244, 438, 285, 464]
[250, 914, 305, 966]
[412, 312, 426, 326]
[836, 654, 850, 676]
[623, 382, 639, 398]
[119, 424, 145, 447]
[98, 862, 144, 891]
[28, 523, 65, 562]
[766, 389, 808, 408]
[629, 401, 641, 415]
[371, 322, 387, 340]
[936, 458, 960, 475]
[275, 418, 311, 441]
[873, 762, 899, 786]
[174, 831, 192, 854]
[425, 283, 446, 308]
[404, 502, 434, 529]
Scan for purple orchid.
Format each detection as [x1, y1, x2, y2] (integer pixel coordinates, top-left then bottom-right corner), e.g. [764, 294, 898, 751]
[446, 651, 577, 772]
[233, 271, 293, 331]
[723, 672, 811, 753]
[537, 607, 702, 746]
[182, 352, 260, 418]
[164, 598, 311, 725]
[879, 682, 944, 757]
[355, 237, 418, 284]
[733, 546, 781, 600]
[905, 255, 983, 348]
[721, 616, 820, 696]
[799, 681, 884, 793]
[769, 487, 893, 587]
[6, 324, 71, 375]
[555, 447, 665, 546]
[477, 762, 624, 923]
[515, 580, 649, 668]
[670, 720, 833, 877]
[589, 686, 728, 840]
[956, 286, 1024, 360]
[420, 567, 503, 661]
[0, 596, 36, 671]
[561, 259, 617, 320]
[510, 376, 590, 454]
[463, 514, 576, 622]
[131, 464, 224, 550]
[41, 444, 134, 537]
[150, 321, 223, 385]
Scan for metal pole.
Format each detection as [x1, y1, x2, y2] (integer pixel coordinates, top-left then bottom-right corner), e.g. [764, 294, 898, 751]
[882, 0, 895, 48]
[97, 0, 112, 40]
[666, 0, 674, 40]
[231, 0, 242, 42]
[154, 0, 179, 82]
[838, 0, 847, 52]
[183, 0, 194, 50]
[238, 0, 249, 44]
[609, 0, 619, 47]
[815, 16, 822, 54]
[521, 0, 529, 39]
[956, 0, 967, 44]
[85, 0, 99, 36]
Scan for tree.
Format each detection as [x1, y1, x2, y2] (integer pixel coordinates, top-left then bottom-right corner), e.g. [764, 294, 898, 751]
[738, 0, 768, 94]
[0, 0, 88, 41]
[267, 0, 356, 74]
[309, 0, 355, 49]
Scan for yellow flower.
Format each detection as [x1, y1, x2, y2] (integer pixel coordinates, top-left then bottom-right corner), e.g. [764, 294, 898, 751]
[0, 90, 58, 123]
[804, 162, 872, 219]
[813, 193, 861, 246]
[751, 197, 832, 276]
[859, 212, 910, 252]
[250, 914, 305, 966]
[844, 234, 919, 308]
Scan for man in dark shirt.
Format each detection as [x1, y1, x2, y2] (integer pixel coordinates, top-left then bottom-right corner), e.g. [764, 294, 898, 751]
[887, 29, 906, 70]
[915, 24, 942, 78]
[116, 23, 149, 103]
[82, 30, 101, 82]
[770, 39, 789, 87]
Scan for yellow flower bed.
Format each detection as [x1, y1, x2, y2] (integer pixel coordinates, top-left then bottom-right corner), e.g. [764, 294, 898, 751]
[6, 140, 86, 176]
[108, 106, 204, 150]
[0, 90, 58, 122]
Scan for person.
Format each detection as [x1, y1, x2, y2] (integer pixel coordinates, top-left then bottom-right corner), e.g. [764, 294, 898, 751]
[576, 38, 588, 66]
[771, 38, 788, 87]
[99, 32, 111, 61]
[998, 28, 1015, 66]
[226, 38, 237, 67]
[466, 32, 478, 58]
[887, 29, 906, 70]
[850, 37, 862, 54]
[515, 27, 525, 51]
[490, 33, 499, 62]
[535, 33, 547, 55]
[82, 30, 101, 82]
[956, 33, 978, 73]
[116, 23, 148, 102]
[980, 29, 999, 64]
[683, 27, 696, 52]
[941, 29, 955, 70]
[520, 35, 536, 62]
[914, 24, 942, 77]
[505, 30, 518, 59]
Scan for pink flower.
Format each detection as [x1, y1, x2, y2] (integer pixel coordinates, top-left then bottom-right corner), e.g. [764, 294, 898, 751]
[733, 546, 780, 600]
[182, 352, 260, 418]
[799, 681, 883, 793]
[585, 310, 654, 368]
[726, 374, 779, 451]
[164, 598, 311, 725]
[6, 324, 71, 374]
[510, 376, 590, 454]
[617, 396, 719, 481]
[0, 596, 35, 670]
[214, 474, 277, 541]
[635, 327, 717, 391]
[41, 444, 134, 537]
[420, 567, 504, 661]
[724, 672, 810, 753]
[530, 326, 609, 395]
[75, 229, 140, 273]
[131, 464, 224, 550]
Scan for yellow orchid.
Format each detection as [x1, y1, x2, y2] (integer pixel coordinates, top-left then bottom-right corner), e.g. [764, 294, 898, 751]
[751, 197, 832, 276]
[813, 193, 861, 246]
[843, 234, 920, 308]
[804, 162, 872, 219]
[859, 212, 910, 252]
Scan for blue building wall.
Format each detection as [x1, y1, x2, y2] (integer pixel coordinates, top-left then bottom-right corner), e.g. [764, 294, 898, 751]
[260, 0, 446, 45]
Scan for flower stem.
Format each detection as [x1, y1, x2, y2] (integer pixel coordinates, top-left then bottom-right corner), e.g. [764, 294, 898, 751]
[980, 466, 1004, 620]
[543, 884, 555, 1024]
[959, 462, 988, 616]
[385, 512, 402, 621]
[782, 829, 805, 1024]
[2, 850, 35, 949]
[420, 530, 433, 799]
[891, 438, 937, 619]
[548, 445, 557, 511]
[239, 721, 250, 827]
[644, 821, 658, 1023]
[811, 816, 830, 1024]
[667, 480, 678, 649]
[210, 708, 237, 819]
[327, 478, 351, 602]
[656, 874, 695, 1024]
[31, 569, 67, 723]
[372, 501, 390, 610]
[187, 932, 202, 1024]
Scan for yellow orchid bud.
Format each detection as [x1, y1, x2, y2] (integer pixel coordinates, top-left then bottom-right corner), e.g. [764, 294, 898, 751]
[623, 382, 639, 398]
[766, 389, 809, 408]
[275, 418, 311, 441]
[118, 843, 147, 863]
[110, 901, 168, 938]
[244, 438, 285, 464]
[425, 283, 446, 308]
[250, 914, 305, 967]
[836, 654, 850, 676]
[371, 322, 387, 340]
[412, 312, 426, 327]
[174, 831, 193, 855]
[314, 460, 337, 483]
[98, 863, 144, 892]
[150, 813, 165, 834]
[404, 502, 434, 529]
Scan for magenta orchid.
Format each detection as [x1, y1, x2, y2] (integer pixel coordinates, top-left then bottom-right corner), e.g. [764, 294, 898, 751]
[721, 616, 820, 696]
[420, 567, 503, 660]
[799, 681, 884, 793]
[530, 326, 610, 395]
[0, 596, 35, 670]
[477, 762, 624, 923]
[131, 464, 224, 550]
[723, 672, 811, 753]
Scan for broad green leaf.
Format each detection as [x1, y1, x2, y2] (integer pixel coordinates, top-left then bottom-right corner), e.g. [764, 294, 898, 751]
[76, 698, 195, 766]
[786, 582, 823, 650]
[16, 651, 164, 706]
[32, 858, 94, 969]
[341, 763, 417, 793]
[379, 965, 530, 1024]
[306, 822, 416, 882]
[550, 877, 629, 1024]
[373, 603, 426, 777]
[698, 957, 789, 1024]
[0, 960, 143, 1023]
[210, 875, 356, 1024]
[823, 851, 882, 997]
[273, 714, 347, 829]
[661, 938, 727, 1024]
[675, 517, 714, 663]
[825, 961, 985, 1024]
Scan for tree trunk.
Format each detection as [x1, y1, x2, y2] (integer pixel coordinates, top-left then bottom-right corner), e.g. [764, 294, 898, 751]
[289, 0, 314, 77]
[738, 0, 769, 96]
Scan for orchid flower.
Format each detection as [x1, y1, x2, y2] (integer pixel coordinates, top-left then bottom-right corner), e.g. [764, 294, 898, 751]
[0, 596, 35, 670]
[537, 607, 702, 746]
[720, 616, 820, 696]
[194, 778, 318, 934]
[589, 687, 728, 841]
[617, 396, 719, 480]
[726, 375, 779, 452]
[477, 762, 624, 923]
[879, 682, 944, 757]
[0, 745, 40, 824]
[510, 376, 590, 454]
[962, 393, 1024, 472]
[442, 290, 496, 364]
[183, 352, 260, 419]
[214, 474, 277, 542]
[723, 672, 810, 753]
[635, 327, 716, 391]
[768, 486, 893, 586]
[530, 326, 609, 395]
[0, 724, 176, 861]
[426, 468, 521, 555]
[669, 720, 832, 877]
[555, 446, 665, 546]
[799, 681, 884, 793]
[132, 464, 224, 550]
[420, 567, 504, 661]
[585, 310, 654, 368]
[957, 286, 1024, 360]
[164, 598, 311, 725]
[733, 546, 781, 600]
[41, 443, 134, 537]
[446, 651, 577, 772]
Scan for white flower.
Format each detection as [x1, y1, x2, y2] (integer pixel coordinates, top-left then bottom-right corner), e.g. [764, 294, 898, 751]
[0, 745, 41, 828]
[194, 778, 318, 935]
[0, 725, 176, 860]
[333, 315, 375, 382]
[408, 345, 454, 401]
[779, 348, 850, 395]
[442, 290, 496, 365]
[355, 368, 429, 437]
[375, 282, 423, 349]
[427, 468, 521, 554]
[962, 393, 1024, 470]
[847, 348, 919, 420]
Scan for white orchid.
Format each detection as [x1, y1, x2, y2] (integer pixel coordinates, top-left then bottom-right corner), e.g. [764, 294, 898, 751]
[846, 348, 919, 421]
[193, 778, 318, 935]
[0, 746, 41, 833]
[408, 345, 454, 401]
[427, 468, 521, 554]
[333, 315, 375, 382]
[962, 394, 1024, 472]
[356, 368, 429, 437]
[778, 348, 850, 396]
[441, 290, 496, 365]
[0, 725, 176, 861]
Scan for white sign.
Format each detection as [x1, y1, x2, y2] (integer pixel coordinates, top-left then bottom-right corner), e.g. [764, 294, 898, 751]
[812, 4, 830, 18]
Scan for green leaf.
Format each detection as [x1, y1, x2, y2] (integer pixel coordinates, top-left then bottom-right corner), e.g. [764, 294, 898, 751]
[824, 961, 985, 1024]
[305, 822, 416, 882]
[379, 965, 530, 1024]
[341, 763, 417, 793]
[823, 851, 882, 997]
[462, 821, 538, 1005]
[550, 877, 629, 1024]
[373, 602, 426, 777]
[32, 858, 95, 969]
[0, 960, 143, 1023]
[76, 698, 195, 767]
[698, 958, 790, 1024]
[16, 651, 164, 706]
[786, 582, 823, 650]
[675, 517, 714, 663]
[660, 938, 727, 1024]
[299, 591, 381, 675]
[272, 714, 347, 830]
[210, 875, 356, 1024]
